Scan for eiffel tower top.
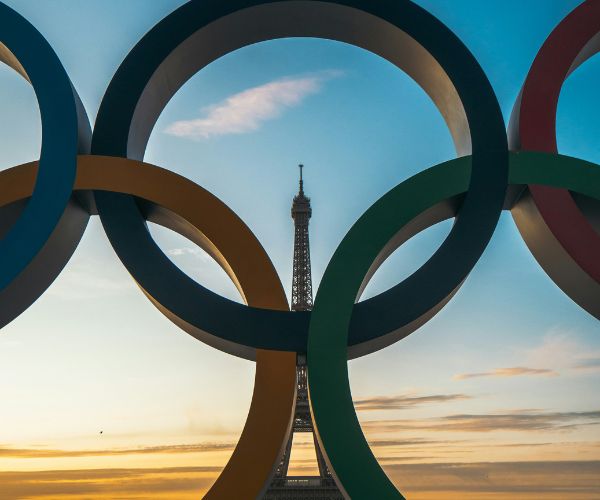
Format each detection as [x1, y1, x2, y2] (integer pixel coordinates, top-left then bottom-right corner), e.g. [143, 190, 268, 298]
[291, 163, 313, 312]
[291, 164, 312, 217]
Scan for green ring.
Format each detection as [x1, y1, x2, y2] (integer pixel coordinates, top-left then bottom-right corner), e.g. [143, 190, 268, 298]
[307, 151, 600, 498]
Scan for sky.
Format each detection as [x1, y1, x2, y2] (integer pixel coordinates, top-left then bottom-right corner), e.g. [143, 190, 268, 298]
[0, 0, 599, 498]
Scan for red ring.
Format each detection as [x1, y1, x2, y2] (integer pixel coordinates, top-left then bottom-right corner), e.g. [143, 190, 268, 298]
[511, 0, 600, 283]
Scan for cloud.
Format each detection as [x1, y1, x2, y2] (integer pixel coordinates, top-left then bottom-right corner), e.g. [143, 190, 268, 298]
[167, 247, 197, 256]
[382, 461, 600, 495]
[47, 257, 136, 300]
[0, 466, 217, 499]
[524, 328, 600, 370]
[454, 367, 558, 380]
[368, 438, 456, 448]
[362, 409, 600, 433]
[167, 247, 211, 262]
[573, 358, 600, 372]
[0, 442, 235, 459]
[165, 70, 343, 139]
[354, 393, 470, 411]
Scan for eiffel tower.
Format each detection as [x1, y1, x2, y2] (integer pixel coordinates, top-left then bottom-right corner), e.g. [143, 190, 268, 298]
[263, 165, 344, 500]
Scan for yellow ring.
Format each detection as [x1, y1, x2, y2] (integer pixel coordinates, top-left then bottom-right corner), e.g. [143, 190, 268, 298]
[0, 156, 296, 498]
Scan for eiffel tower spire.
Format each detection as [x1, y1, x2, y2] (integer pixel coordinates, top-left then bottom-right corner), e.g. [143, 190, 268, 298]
[291, 164, 313, 312]
[263, 165, 344, 499]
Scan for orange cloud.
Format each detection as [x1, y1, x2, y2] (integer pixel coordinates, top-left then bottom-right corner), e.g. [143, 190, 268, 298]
[386, 461, 600, 498]
[354, 393, 470, 411]
[362, 409, 600, 433]
[0, 442, 234, 459]
[0, 466, 217, 500]
[454, 367, 558, 380]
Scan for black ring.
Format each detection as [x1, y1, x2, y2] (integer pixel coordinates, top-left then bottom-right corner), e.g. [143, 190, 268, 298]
[91, 0, 507, 359]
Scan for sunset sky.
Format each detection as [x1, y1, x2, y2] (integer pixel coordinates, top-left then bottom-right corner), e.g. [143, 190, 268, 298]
[0, 0, 599, 498]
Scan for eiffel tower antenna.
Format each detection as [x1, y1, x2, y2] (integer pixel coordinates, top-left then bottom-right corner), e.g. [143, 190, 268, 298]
[263, 164, 344, 499]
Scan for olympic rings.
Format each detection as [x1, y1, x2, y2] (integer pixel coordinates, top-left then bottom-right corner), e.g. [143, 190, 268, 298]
[509, 0, 600, 319]
[0, 1, 599, 499]
[0, 3, 90, 325]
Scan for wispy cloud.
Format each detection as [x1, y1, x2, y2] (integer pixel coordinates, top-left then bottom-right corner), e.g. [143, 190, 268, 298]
[0, 466, 217, 499]
[522, 330, 600, 376]
[167, 247, 199, 257]
[47, 257, 135, 300]
[383, 461, 600, 496]
[167, 247, 211, 263]
[354, 393, 470, 411]
[0, 442, 234, 459]
[454, 367, 558, 380]
[362, 409, 600, 433]
[165, 70, 343, 139]
[524, 329, 586, 368]
[574, 358, 600, 372]
[368, 438, 457, 448]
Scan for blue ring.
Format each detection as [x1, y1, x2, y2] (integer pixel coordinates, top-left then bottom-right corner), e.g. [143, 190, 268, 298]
[0, 2, 90, 293]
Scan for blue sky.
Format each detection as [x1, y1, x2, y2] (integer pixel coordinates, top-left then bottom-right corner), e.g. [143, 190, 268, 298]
[0, 1, 598, 498]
